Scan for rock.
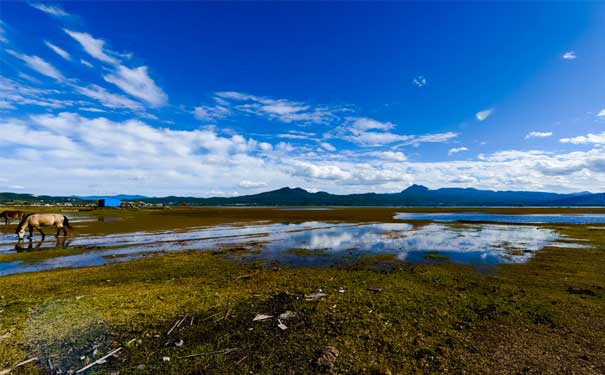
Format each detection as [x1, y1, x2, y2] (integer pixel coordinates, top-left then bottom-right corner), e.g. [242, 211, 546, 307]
[316, 346, 339, 371]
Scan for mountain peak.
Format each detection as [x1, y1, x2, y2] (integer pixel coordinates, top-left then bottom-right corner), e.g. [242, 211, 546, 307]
[272, 187, 309, 194]
[401, 184, 429, 194]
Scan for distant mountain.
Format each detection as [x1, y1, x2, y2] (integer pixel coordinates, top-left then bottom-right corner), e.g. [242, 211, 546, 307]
[0, 192, 86, 205]
[2, 186, 603, 207]
[76, 194, 148, 201]
[132, 185, 603, 207]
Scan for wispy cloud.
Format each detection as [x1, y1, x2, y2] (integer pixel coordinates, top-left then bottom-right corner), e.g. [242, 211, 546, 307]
[196, 91, 344, 125]
[65, 29, 167, 107]
[0, 20, 7, 43]
[525, 131, 553, 139]
[330, 117, 457, 147]
[74, 84, 143, 110]
[598, 109, 605, 118]
[475, 108, 493, 121]
[30, 3, 70, 17]
[80, 59, 93, 68]
[64, 29, 119, 64]
[45, 41, 71, 61]
[194, 104, 230, 121]
[104, 65, 167, 107]
[6, 50, 64, 80]
[412, 75, 427, 87]
[448, 146, 468, 155]
[562, 51, 576, 60]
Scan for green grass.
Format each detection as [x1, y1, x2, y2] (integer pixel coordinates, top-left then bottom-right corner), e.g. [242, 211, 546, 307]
[0, 208, 604, 374]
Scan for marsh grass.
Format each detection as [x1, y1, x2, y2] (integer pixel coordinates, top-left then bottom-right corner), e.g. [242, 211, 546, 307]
[0, 208, 604, 374]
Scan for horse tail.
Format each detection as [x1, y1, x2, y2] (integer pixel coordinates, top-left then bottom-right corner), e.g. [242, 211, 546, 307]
[63, 215, 74, 230]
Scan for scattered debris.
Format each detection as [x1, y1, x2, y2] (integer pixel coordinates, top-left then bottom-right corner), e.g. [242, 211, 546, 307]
[177, 348, 238, 359]
[305, 292, 327, 301]
[0, 332, 10, 341]
[338, 287, 346, 293]
[162, 357, 170, 362]
[0, 357, 38, 375]
[367, 287, 383, 293]
[75, 348, 121, 374]
[164, 338, 184, 347]
[75, 295, 86, 300]
[236, 356, 248, 365]
[278, 310, 298, 320]
[316, 346, 339, 371]
[136, 364, 145, 370]
[236, 272, 256, 280]
[167, 314, 189, 336]
[253, 314, 273, 321]
[277, 319, 288, 330]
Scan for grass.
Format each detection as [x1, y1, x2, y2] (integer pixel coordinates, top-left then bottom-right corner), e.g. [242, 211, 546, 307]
[0, 207, 604, 374]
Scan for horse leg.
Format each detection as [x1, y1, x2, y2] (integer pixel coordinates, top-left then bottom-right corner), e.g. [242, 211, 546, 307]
[28, 225, 33, 239]
[56, 227, 61, 237]
[36, 227, 45, 240]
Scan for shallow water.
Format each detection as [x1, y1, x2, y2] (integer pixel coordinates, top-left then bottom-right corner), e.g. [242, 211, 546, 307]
[0, 220, 584, 276]
[394, 212, 605, 224]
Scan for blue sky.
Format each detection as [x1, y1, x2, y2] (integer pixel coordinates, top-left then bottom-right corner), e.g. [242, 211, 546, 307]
[0, 2, 604, 196]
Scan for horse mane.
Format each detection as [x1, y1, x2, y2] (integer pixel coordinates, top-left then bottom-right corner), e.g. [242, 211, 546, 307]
[16, 213, 33, 231]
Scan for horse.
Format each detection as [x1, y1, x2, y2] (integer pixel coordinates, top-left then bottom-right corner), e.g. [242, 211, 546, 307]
[16, 214, 73, 240]
[1, 210, 25, 225]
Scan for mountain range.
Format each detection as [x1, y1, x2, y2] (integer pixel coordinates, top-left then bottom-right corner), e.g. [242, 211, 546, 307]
[132, 185, 605, 207]
[1, 186, 604, 206]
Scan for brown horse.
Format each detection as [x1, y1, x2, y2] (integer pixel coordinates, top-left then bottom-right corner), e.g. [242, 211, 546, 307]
[16, 214, 73, 240]
[1, 210, 25, 225]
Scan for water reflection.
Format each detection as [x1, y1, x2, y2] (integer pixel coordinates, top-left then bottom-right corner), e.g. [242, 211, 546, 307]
[395, 212, 605, 224]
[0, 221, 585, 276]
[14, 237, 71, 252]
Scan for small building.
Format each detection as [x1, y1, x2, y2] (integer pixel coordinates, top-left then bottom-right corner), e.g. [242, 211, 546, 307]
[97, 198, 121, 208]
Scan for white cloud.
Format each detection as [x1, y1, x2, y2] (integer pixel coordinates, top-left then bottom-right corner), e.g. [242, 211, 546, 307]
[320, 142, 336, 152]
[525, 131, 553, 139]
[368, 151, 407, 162]
[448, 146, 468, 155]
[0, 20, 7, 43]
[349, 117, 394, 131]
[598, 109, 605, 118]
[80, 59, 93, 68]
[562, 51, 576, 60]
[30, 3, 70, 17]
[238, 180, 268, 189]
[0, 77, 68, 109]
[45, 41, 71, 60]
[329, 117, 457, 147]
[194, 105, 230, 121]
[74, 84, 143, 110]
[1, 112, 605, 195]
[202, 91, 343, 125]
[476, 108, 494, 121]
[560, 132, 605, 145]
[412, 76, 427, 87]
[64, 29, 119, 64]
[6, 50, 64, 80]
[104, 65, 167, 107]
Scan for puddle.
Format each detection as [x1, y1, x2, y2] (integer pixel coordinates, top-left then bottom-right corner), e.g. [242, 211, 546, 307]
[0, 221, 586, 276]
[394, 212, 605, 224]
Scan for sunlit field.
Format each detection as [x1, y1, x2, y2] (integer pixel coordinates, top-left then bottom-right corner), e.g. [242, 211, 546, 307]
[1, 207, 604, 374]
